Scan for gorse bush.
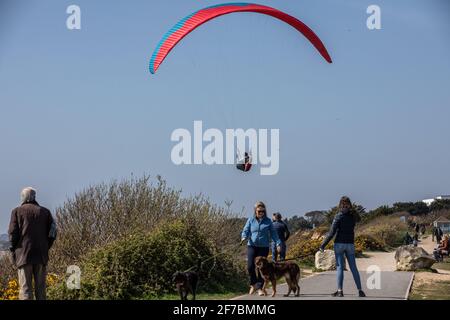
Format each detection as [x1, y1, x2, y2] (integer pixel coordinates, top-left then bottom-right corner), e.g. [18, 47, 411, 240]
[0, 274, 58, 300]
[354, 234, 385, 254]
[287, 231, 332, 265]
[48, 220, 247, 300]
[0, 278, 19, 300]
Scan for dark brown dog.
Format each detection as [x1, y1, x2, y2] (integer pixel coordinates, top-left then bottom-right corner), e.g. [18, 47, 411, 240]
[255, 256, 300, 297]
[173, 259, 202, 300]
[172, 271, 199, 300]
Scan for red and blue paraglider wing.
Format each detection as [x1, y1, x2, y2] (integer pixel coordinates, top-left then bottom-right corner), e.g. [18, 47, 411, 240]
[149, 2, 332, 74]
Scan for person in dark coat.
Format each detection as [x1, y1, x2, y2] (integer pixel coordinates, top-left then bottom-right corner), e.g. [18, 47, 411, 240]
[403, 232, 413, 245]
[271, 213, 290, 261]
[414, 223, 420, 234]
[320, 196, 366, 298]
[413, 233, 419, 247]
[420, 224, 426, 236]
[8, 187, 56, 300]
[435, 227, 443, 244]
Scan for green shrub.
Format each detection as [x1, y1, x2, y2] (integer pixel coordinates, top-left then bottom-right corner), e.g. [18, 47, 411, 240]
[48, 220, 246, 300]
[49, 175, 244, 276]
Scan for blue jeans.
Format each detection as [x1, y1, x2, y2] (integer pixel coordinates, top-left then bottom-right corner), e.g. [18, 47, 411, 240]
[334, 243, 362, 291]
[247, 246, 269, 289]
[271, 242, 286, 262]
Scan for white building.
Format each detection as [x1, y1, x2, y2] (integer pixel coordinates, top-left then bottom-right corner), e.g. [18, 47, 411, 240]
[422, 195, 450, 206]
[434, 217, 450, 233]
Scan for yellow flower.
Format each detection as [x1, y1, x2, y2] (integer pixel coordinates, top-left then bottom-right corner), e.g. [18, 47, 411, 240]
[46, 273, 58, 287]
[0, 279, 19, 300]
[0, 274, 59, 300]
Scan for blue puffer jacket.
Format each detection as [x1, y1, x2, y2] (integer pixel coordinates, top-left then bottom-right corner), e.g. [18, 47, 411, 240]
[241, 216, 281, 247]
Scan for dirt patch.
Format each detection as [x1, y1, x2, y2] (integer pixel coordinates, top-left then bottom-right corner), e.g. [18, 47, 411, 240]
[356, 251, 396, 271]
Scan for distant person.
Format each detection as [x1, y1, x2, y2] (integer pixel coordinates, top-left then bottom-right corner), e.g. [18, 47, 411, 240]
[435, 227, 443, 244]
[420, 224, 426, 236]
[320, 196, 366, 298]
[271, 213, 290, 262]
[413, 233, 419, 247]
[403, 232, 413, 245]
[236, 152, 252, 172]
[437, 235, 449, 257]
[431, 225, 436, 242]
[241, 201, 281, 296]
[8, 187, 57, 300]
[415, 223, 420, 234]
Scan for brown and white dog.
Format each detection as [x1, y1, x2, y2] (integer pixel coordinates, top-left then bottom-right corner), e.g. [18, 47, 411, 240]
[254, 256, 300, 297]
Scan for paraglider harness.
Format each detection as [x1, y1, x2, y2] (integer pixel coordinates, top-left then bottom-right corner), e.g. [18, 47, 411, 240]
[236, 150, 252, 172]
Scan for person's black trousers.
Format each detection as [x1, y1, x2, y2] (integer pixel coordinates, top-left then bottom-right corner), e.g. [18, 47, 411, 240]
[247, 246, 269, 289]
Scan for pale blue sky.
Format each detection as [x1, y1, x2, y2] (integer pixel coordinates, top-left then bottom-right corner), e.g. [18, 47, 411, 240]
[1, 0, 449, 232]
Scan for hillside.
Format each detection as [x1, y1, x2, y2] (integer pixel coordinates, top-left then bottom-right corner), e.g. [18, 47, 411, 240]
[0, 234, 8, 251]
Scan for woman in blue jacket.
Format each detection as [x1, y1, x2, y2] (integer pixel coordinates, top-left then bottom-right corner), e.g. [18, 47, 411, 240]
[320, 196, 366, 298]
[241, 201, 281, 296]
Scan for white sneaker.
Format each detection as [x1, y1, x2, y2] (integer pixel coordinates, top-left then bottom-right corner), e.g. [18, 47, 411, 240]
[249, 286, 256, 295]
[258, 289, 265, 296]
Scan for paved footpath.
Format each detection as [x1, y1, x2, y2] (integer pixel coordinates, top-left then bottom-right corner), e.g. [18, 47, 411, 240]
[232, 270, 413, 300]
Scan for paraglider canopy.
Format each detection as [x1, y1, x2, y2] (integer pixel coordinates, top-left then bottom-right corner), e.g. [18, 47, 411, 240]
[149, 2, 332, 74]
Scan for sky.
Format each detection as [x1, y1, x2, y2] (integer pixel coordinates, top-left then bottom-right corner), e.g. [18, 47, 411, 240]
[0, 0, 449, 233]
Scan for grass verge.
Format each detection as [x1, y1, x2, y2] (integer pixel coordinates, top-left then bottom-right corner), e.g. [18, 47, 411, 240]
[409, 280, 450, 300]
[409, 270, 450, 300]
[434, 259, 450, 271]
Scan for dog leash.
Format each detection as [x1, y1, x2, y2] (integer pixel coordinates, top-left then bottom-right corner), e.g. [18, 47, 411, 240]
[276, 254, 313, 263]
[182, 243, 243, 273]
